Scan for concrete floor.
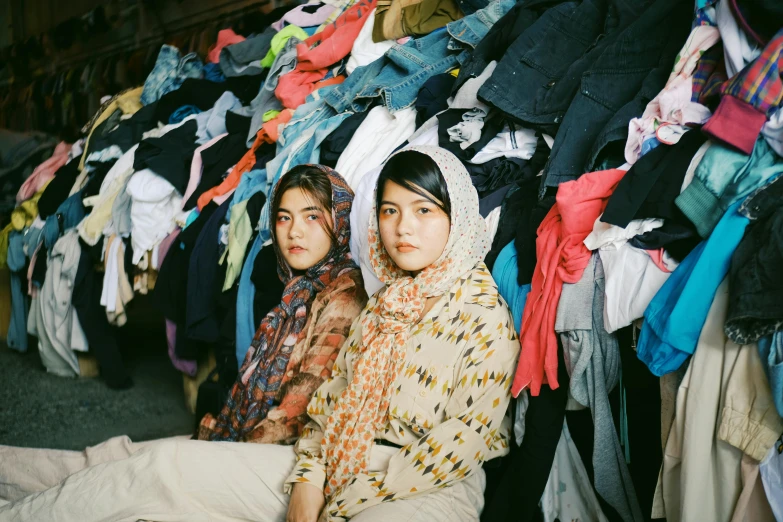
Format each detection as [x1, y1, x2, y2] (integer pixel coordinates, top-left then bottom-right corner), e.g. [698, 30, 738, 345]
[0, 309, 194, 450]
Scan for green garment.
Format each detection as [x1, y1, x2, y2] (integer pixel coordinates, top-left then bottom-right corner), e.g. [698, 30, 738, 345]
[261, 25, 309, 68]
[262, 110, 281, 123]
[372, 0, 463, 42]
[0, 223, 11, 270]
[222, 199, 254, 291]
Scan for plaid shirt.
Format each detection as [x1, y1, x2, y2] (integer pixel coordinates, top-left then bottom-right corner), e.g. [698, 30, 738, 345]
[693, 43, 726, 105]
[721, 28, 783, 116]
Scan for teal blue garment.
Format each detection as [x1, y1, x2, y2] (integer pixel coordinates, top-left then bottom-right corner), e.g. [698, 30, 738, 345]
[43, 193, 85, 250]
[758, 333, 783, 417]
[676, 138, 783, 237]
[491, 242, 531, 334]
[236, 232, 264, 366]
[637, 200, 749, 376]
[183, 208, 200, 230]
[6, 231, 28, 352]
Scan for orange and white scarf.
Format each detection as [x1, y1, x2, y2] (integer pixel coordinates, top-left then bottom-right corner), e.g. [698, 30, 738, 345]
[320, 145, 490, 496]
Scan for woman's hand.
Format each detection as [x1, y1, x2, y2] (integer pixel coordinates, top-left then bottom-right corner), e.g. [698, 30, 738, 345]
[287, 482, 326, 522]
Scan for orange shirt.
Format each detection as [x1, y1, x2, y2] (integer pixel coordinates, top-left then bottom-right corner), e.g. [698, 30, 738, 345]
[196, 110, 294, 210]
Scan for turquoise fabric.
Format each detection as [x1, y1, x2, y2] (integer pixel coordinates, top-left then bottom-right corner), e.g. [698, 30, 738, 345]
[637, 200, 749, 376]
[491, 242, 531, 334]
[676, 139, 783, 237]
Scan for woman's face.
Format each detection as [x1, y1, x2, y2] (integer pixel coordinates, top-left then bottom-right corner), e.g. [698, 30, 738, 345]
[275, 188, 334, 271]
[378, 180, 451, 274]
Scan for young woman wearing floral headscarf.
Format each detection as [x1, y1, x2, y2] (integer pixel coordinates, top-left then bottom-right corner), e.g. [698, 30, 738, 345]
[198, 164, 367, 444]
[0, 165, 367, 518]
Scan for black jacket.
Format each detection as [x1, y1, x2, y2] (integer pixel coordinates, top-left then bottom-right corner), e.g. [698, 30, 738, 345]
[478, 0, 692, 191]
[726, 175, 783, 344]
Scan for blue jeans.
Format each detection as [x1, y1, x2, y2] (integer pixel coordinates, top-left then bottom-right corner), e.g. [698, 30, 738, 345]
[141, 45, 204, 106]
[6, 231, 28, 352]
[327, 31, 460, 113]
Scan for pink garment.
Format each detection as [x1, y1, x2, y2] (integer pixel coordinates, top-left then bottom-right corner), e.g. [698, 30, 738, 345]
[157, 229, 180, 271]
[182, 134, 227, 209]
[165, 320, 196, 376]
[645, 248, 673, 273]
[158, 228, 197, 376]
[276, 0, 377, 109]
[212, 187, 236, 207]
[271, 2, 337, 31]
[16, 142, 72, 203]
[207, 29, 245, 64]
[512, 168, 627, 397]
[625, 25, 720, 164]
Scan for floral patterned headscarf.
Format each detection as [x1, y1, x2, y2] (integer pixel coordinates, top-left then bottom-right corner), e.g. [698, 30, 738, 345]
[204, 165, 357, 442]
[321, 146, 490, 496]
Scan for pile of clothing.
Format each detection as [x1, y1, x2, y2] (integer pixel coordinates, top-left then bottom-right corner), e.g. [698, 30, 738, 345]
[2, 0, 783, 520]
[483, 1, 783, 521]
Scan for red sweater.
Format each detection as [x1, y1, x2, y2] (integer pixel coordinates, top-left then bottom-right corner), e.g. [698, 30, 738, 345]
[512, 168, 626, 397]
[275, 0, 377, 109]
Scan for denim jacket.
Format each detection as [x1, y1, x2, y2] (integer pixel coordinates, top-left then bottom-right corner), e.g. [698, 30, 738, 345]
[447, 0, 519, 49]
[478, 0, 692, 191]
[479, 0, 614, 130]
[454, 0, 565, 92]
[140, 45, 204, 106]
[324, 0, 518, 114]
[725, 175, 783, 345]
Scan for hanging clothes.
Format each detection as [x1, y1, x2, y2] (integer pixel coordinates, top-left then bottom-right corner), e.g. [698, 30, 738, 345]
[513, 168, 626, 397]
[653, 280, 782, 522]
[555, 253, 643, 522]
[28, 230, 88, 378]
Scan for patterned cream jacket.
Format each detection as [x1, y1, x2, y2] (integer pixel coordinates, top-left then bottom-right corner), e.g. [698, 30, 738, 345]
[285, 264, 519, 520]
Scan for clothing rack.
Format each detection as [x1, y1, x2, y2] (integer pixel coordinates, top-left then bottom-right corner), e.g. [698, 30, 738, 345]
[0, 0, 294, 88]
